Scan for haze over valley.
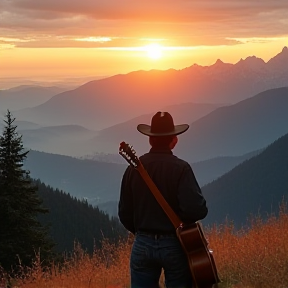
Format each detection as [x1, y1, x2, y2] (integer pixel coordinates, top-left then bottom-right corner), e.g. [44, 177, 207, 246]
[1, 47, 288, 227]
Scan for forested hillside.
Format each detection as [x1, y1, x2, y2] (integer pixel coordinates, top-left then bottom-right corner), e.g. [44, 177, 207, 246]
[35, 180, 127, 254]
[202, 133, 288, 228]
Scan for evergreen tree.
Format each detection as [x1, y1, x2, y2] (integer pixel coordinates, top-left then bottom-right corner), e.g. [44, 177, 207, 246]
[0, 110, 54, 271]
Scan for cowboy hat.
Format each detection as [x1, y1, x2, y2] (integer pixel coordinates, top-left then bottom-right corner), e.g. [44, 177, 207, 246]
[137, 111, 189, 136]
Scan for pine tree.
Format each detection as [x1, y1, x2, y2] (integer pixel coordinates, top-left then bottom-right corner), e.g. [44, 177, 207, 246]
[0, 110, 54, 271]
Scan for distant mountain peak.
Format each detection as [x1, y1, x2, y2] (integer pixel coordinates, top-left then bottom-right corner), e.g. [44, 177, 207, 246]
[214, 59, 224, 65]
[209, 59, 229, 69]
[247, 55, 258, 59]
[277, 46, 288, 57]
[245, 55, 265, 63]
[267, 46, 288, 70]
[235, 55, 265, 71]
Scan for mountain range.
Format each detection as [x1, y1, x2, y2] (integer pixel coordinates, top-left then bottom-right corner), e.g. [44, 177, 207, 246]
[83, 87, 288, 162]
[5, 86, 287, 162]
[1, 47, 287, 230]
[11, 47, 288, 132]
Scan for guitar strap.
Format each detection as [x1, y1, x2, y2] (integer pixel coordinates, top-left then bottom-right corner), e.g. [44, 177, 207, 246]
[136, 161, 182, 229]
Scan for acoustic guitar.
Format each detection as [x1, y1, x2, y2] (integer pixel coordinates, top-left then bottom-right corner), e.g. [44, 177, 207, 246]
[119, 141, 220, 288]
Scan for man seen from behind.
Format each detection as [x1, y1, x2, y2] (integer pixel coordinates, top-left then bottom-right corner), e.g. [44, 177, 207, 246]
[118, 111, 208, 288]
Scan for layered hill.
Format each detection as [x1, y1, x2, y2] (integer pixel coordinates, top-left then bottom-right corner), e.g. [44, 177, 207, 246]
[192, 149, 262, 186]
[24, 134, 288, 229]
[202, 133, 288, 228]
[19, 124, 98, 156]
[24, 150, 127, 203]
[83, 102, 221, 157]
[0, 85, 66, 112]
[16, 102, 219, 157]
[86, 87, 288, 162]
[176, 87, 288, 162]
[24, 149, 260, 205]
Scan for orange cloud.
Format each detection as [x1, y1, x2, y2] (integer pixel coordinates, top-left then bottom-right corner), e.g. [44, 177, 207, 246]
[0, 0, 287, 49]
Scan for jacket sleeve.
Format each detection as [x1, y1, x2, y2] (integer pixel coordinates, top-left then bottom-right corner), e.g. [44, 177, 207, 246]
[118, 166, 135, 234]
[177, 164, 208, 223]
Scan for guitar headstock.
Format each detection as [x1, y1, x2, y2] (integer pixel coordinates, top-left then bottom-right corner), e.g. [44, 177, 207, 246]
[119, 141, 140, 168]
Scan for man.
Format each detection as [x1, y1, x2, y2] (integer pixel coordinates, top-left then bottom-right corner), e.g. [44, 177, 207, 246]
[118, 111, 208, 288]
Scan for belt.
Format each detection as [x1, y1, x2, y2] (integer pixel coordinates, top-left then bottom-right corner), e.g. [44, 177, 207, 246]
[137, 231, 177, 239]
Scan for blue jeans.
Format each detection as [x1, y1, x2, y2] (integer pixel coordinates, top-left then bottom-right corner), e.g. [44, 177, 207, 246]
[130, 233, 193, 288]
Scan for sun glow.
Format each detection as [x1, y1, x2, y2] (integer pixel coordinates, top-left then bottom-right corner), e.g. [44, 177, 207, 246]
[145, 43, 163, 59]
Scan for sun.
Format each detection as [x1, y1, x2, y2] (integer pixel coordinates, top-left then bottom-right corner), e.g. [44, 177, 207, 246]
[145, 43, 163, 60]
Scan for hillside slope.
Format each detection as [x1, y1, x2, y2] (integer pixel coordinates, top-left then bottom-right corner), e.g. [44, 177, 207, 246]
[202, 133, 288, 228]
[24, 151, 126, 203]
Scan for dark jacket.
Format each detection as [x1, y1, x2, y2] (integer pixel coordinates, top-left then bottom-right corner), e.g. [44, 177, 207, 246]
[118, 148, 208, 234]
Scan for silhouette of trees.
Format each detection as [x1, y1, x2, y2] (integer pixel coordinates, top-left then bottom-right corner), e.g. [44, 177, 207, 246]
[0, 110, 54, 271]
[36, 180, 127, 254]
[0, 110, 127, 273]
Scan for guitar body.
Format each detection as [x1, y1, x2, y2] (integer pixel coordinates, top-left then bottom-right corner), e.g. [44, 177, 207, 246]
[176, 222, 220, 288]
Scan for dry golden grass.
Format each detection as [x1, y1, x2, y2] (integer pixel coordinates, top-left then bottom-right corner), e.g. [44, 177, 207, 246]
[209, 202, 288, 288]
[2, 203, 288, 288]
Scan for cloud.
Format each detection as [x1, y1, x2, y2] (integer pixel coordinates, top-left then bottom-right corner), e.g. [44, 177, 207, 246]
[226, 36, 288, 46]
[9, 0, 288, 21]
[1, 0, 288, 48]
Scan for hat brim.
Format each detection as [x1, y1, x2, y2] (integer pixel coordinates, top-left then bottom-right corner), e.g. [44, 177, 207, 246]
[137, 124, 189, 136]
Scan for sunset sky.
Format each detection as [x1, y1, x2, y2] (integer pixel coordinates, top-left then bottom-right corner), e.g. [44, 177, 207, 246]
[1, 0, 288, 87]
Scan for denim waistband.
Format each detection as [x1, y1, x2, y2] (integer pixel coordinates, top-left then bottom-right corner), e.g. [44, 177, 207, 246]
[136, 231, 177, 239]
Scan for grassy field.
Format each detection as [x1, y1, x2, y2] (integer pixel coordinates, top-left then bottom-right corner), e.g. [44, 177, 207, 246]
[1, 203, 288, 288]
